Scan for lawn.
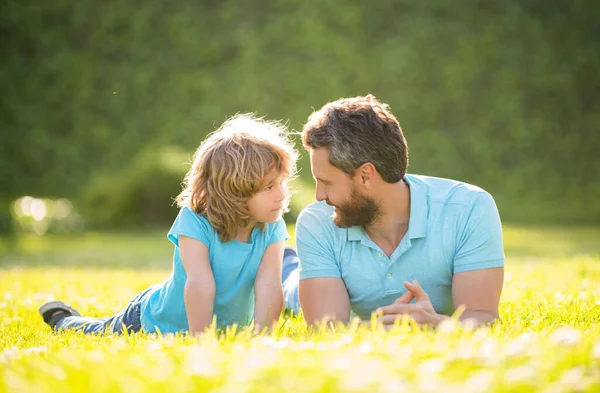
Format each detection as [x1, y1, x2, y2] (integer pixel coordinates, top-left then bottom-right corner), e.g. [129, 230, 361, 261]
[1, 225, 600, 392]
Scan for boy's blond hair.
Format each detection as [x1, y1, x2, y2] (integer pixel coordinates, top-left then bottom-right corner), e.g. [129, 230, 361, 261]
[176, 114, 298, 242]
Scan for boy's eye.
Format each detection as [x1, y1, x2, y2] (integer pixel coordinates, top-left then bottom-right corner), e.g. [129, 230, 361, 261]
[263, 178, 286, 191]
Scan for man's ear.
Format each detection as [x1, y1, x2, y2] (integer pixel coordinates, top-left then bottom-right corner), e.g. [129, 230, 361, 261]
[357, 163, 377, 187]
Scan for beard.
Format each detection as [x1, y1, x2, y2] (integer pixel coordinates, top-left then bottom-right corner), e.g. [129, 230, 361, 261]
[329, 188, 380, 228]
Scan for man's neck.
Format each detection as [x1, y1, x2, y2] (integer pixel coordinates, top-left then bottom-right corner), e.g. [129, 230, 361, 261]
[364, 180, 411, 256]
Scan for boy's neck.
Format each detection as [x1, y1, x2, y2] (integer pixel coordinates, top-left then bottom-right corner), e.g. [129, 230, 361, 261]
[235, 223, 256, 243]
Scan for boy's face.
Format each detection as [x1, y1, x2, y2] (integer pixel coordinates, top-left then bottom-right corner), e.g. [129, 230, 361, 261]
[247, 171, 288, 223]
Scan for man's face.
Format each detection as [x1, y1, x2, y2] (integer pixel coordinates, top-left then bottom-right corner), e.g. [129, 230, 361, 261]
[310, 148, 380, 228]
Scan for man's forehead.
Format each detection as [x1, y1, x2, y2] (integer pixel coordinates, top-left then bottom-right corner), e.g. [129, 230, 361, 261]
[310, 148, 351, 184]
[309, 148, 331, 174]
[309, 148, 330, 165]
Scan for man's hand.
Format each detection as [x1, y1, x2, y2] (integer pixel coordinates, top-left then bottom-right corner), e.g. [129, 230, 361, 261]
[376, 280, 447, 327]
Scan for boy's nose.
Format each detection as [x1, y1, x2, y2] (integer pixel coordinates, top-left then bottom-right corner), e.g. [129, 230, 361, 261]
[276, 184, 287, 202]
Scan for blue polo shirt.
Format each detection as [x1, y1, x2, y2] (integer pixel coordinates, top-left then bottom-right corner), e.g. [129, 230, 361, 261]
[140, 206, 288, 333]
[296, 174, 504, 319]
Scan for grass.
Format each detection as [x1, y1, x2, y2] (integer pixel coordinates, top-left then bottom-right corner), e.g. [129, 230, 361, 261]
[1, 225, 600, 392]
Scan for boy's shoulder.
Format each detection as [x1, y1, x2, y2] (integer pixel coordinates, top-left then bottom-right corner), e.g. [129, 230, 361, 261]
[178, 206, 213, 224]
[270, 216, 287, 227]
[263, 216, 286, 235]
[172, 206, 217, 235]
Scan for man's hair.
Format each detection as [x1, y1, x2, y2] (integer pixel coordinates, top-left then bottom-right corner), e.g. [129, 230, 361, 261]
[177, 114, 298, 242]
[302, 94, 408, 183]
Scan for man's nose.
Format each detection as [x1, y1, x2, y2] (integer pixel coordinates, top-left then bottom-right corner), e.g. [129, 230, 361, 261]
[315, 186, 326, 202]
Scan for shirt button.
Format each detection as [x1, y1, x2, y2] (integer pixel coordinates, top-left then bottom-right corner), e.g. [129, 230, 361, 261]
[379, 253, 384, 257]
[386, 273, 392, 278]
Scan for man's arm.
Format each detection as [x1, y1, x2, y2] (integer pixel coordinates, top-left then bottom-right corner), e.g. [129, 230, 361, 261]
[299, 277, 350, 326]
[295, 205, 349, 326]
[376, 268, 503, 328]
[377, 189, 505, 328]
[254, 241, 285, 332]
[179, 235, 216, 335]
[452, 267, 504, 327]
[451, 190, 505, 327]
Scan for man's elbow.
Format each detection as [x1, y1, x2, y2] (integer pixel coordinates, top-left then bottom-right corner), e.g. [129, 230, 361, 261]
[489, 310, 500, 324]
[300, 302, 349, 326]
[484, 308, 500, 322]
[460, 309, 499, 326]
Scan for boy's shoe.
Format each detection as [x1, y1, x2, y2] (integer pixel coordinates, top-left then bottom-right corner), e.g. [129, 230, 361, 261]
[39, 301, 81, 329]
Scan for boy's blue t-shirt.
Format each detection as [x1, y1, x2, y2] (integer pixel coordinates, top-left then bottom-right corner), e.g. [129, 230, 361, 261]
[296, 174, 505, 319]
[140, 206, 288, 333]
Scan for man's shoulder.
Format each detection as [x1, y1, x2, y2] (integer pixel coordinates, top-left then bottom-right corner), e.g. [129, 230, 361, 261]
[299, 200, 333, 216]
[407, 174, 491, 207]
[296, 201, 343, 237]
[297, 201, 334, 225]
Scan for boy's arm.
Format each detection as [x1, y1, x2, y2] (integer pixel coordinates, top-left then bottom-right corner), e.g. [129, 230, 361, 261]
[254, 240, 285, 332]
[179, 235, 216, 335]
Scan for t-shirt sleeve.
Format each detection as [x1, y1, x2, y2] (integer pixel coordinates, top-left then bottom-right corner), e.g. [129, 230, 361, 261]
[453, 191, 505, 274]
[296, 206, 342, 280]
[268, 217, 289, 245]
[167, 206, 213, 247]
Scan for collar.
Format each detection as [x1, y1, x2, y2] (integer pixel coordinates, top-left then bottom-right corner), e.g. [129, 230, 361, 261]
[346, 174, 428, 241]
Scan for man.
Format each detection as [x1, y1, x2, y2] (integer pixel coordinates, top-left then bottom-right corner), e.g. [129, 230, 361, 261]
[294, 94, 504, 327]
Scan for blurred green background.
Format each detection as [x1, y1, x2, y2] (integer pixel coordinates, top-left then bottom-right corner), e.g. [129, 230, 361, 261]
[1, 0, 599, 236]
